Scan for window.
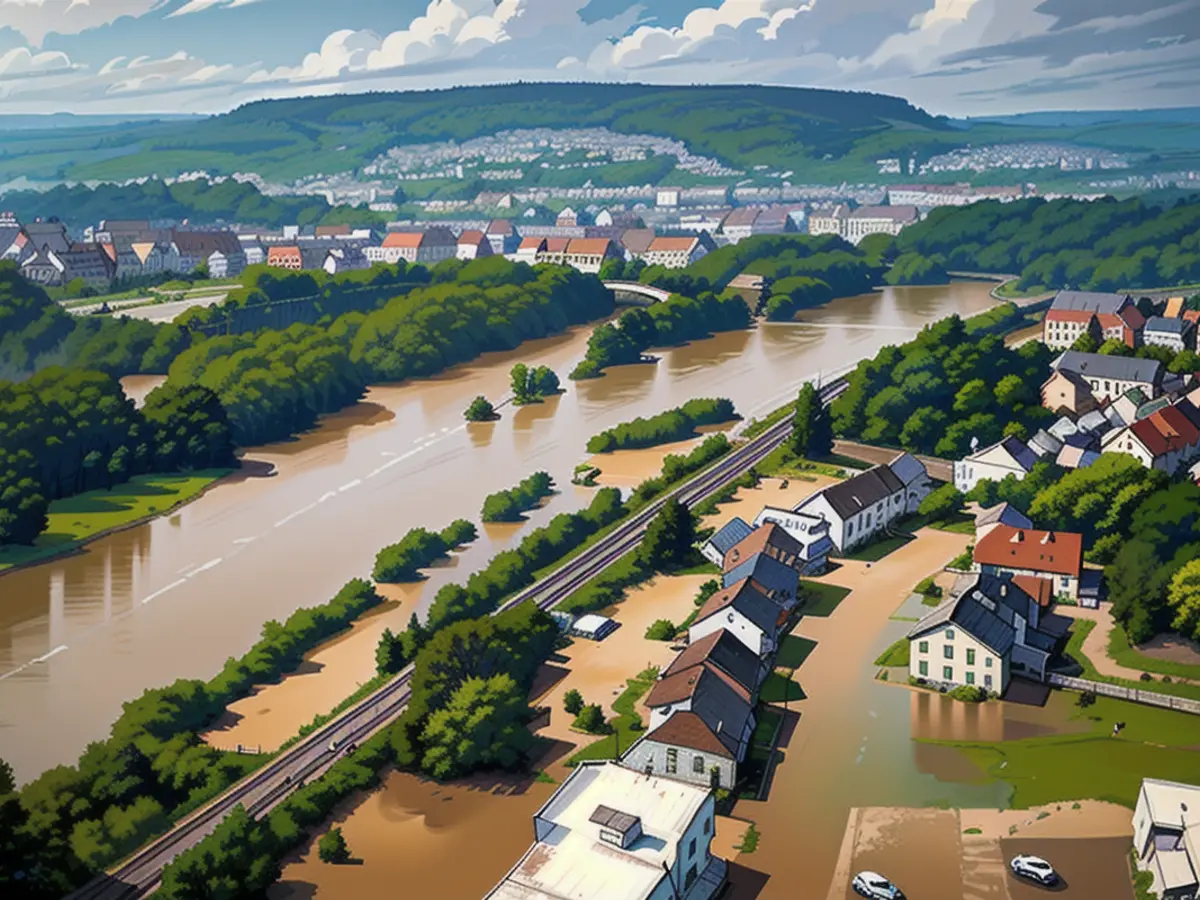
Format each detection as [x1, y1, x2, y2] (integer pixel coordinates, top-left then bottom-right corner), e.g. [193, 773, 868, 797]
[944, 645, 954, 660]
[692, 755, 705, 774]
[1061, 576, 1070, 587]
[966, 671, 975, 685]
[847, 521, 855, 537]
[966, 649, 975, 665]
[689, 838, 696, 859]
[666, 748, 678, 774]
[918, 641, 928, 654]
[984, 674, 993, 689]
[703, 818, 712, 836]
[919, 661, 928, 676]
[985, 657, 993, 668]
[685, 866, 698, 890]
[943, 665, 953, 680]
[600, 829, 623, 847]
[945, 629, 955, 640]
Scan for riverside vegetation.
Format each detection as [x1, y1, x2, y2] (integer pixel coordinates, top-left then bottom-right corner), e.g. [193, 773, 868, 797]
[586, 398, 737, 452]
[480, 472, 556, 523]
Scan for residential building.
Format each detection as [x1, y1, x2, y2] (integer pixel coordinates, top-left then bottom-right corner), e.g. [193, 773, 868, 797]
[974, 502, 1033, 539]
[639, 234, 715, 269]
[954, 436, 1040, 494]
[660, 630, 768, 700]
[17, 220, 70, 261]
[0, 214, 21, 260]
[238, 236, 266, 267]
[841, 205, 920, 243]
[172, 230, 246, 277]
[537, 237, 571, 266]
[795, 461, 914, 552]
[131, 241, 173, 275]
[807, 204, 850, 236]
[18, 246, 66, 285]
[751, 507, 834, 575]
[1042, 291, 1145, 350]
[1027, 429, 1064, 460]
[720, 207, 761, 242]
[370, 228, 457, 265]
[1056, 444, 1101, 470]
[456, 229, 493, 260]
[515, 236, 547, 265]
[656, 187, 682, 208]
[1103, 400, 1200, 476]
[1040, 368, 1099, 416]
[907, 573, 1060, 692]
[688, 577, 781, 658]
[889, 451, 935, 512]
[564, 237, 621, 274]
[1133, 777, 1200, 900]
[721, 523, 807, 574]
[753, 206, 799, 235]
[973, 524, 1084, 601]
[556, 207, 580, 228]
[1145, 316, 1196, 353]
[485, 761, 727, 900]
[266, 245, 304, 270]
[323, 246, 369, 275]
[485, 219, 519, 255]
[620, 228, 657, 258]
[1052, 351, 1164, 403]
[721, 554, 801, 611]
[700, 517, 754, 567]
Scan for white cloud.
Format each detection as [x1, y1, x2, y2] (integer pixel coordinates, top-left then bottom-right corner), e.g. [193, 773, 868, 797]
[168, 0, 263, 18]
[0, 45, 74, 76]
[0, 0, 163, 44]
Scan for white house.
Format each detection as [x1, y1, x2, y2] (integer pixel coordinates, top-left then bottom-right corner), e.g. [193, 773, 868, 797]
[638, 234, 715, 269]
[888, 451, 935, 513]
[485, 761, 727, 900]
[323, 246, 369, 275]
[1052, 350, 1163, 404]
[973, 524, 1084, 603]
[700, 517, 753, 567]
[1134, 778, 1200, 900]
[1144, 317, 1196, 353]
[751, 507, 835, 575]
[688, 577, 780, 658]
[953, 436, 1039, 494]
[1102, 400, 1200, 476]
[794, 460, 917, 552]
[907, 573, 1060, 693]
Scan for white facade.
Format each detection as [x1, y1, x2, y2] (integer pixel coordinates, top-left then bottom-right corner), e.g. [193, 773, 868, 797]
[1134, 779, 1200, 900]
[621, 737, 735, 792]
[953, 439, 1036, 494]
[909, 624, 1008, 693]
[752, 506, 833, 572]
[687, 606, 774, 658]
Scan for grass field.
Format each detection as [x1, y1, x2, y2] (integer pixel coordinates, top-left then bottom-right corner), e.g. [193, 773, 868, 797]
[936, 695, 1200, 808]
[0, 470, 230, 572]
[567, 668, 658, 765]
[1107, 625, 1200, 682]
[799, 580, 852, 617]
[1066, 620, 1200, 703]
[844, 534, 914, 563]
[874, 638, 911, 668]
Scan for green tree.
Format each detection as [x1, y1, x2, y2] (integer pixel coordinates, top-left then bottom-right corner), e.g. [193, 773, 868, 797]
[0, 757, 12, 795]
[790, 383, 832, 458]
[993, 374, 1033, 409]
[639, 498, 695, 571]
[952, 379, 992, 416]
[1167, 560, 1200, 641]
[419, 673, 533, 780]
[157, 805, 281, 899]
[375, 628, 407, 676]
[562, 688, 584, 715]
[318, 827, 351, 864]
[510, 363, 530, 402]
[464, 395, 496, 422]
[530, 366, 560, 397]
[573, 703, 607, 734]
[918, 484, 964, 522]
[1098, 338, 1133, 356]
[1070, 332, 1099, 353]
[645, 619, 677, 641]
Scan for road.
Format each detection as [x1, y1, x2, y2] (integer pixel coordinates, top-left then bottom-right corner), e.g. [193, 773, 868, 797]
[832, 439, 953, 482]
[66, 381, 847, 900]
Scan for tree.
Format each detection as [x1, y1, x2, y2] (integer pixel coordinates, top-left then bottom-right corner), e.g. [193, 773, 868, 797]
[510, 363, 530, 402]
[1098, 338, 1133, 356]
[993, 374, 1033, 409]
[952, 379, 992, 416]
[1167, 560, 1200, 641]
[562, 688, 584, 715]
[1070, 332, 1099, 353]
[572, 703, 607, 734]
[918, 484, 964, 522]
[375, 628, 407, 676]
[790, 383, 831, 458]
[318, 827, 351, 864]
[419, 673, 533, 780]
[639, 498, 695, 571]
[645, 619, 677, 641]
[0, 757, 12, 795]
[530, 366, 560, 397]
[464, 395, 496, 422]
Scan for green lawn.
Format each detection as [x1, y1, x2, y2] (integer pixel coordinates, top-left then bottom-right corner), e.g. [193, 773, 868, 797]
[1107, 625, 1200, 681]
[799, 581, 852, 617]
[843, 534, 913, 563]
[775, 634, 819, 669]
[672, 559, 721, 576]
[935, 695, 1200, 808]
[1066, 620, 1200, 703]
[0, 470, 230, 572]
[874, 638, 911, 668]
[567, 669, 658, 765]
[760, 670, 805, 703]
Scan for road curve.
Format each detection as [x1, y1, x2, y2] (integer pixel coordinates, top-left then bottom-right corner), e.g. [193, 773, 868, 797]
[66, 380, 845, 900]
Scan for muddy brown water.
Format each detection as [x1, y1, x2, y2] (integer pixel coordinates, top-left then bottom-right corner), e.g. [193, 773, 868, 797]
[0, 283, 997, 782]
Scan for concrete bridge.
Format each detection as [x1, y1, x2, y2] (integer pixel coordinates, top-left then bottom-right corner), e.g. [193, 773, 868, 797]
[604, 280, 671, 305]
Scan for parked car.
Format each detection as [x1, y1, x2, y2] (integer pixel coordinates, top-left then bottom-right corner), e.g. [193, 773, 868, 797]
[1010, 854, 1058, 886]
[328, 739, 341, 753]
[852, 871, 906, 899]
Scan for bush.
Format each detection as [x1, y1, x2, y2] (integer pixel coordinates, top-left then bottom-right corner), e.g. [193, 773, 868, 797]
[915, 577, 942, 599]
[563, 689, 584, 715]
[318, 827, 350, 864]
[586, 398, 737, 453]
[573, 704, 607, 734]
[1077, 690, 1097, 708]
[371, 520, 478, 582]
[947, 685, 989, 703]
[645, 619, 677, 641]
[481, 471, 556, 522]
[464, 395, 497, 421]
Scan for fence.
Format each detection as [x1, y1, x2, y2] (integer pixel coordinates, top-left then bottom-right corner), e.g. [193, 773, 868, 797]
[1047, 673, 1200, 715]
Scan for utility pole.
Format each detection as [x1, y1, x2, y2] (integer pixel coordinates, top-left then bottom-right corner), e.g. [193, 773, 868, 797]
[661, 861, 681, 900]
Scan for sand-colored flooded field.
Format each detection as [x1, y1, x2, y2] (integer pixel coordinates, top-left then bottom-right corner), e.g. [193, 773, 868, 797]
[698, 474, 843, 533]
[587, 438, 706, 487]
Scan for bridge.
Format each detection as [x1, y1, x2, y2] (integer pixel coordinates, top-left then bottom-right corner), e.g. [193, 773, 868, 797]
[603, 280, 671, 305]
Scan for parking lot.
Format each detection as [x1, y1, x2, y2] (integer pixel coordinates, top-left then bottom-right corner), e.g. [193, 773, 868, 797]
[1000, 837, 1135, 900]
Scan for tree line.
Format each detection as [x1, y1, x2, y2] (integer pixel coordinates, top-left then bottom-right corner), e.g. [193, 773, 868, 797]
[371, 520, 478, 583]
[0, 368, 235, 545]
[480, 471, 556, 523]
[586, 398, 737, 453]
[0, 579, 381, 896]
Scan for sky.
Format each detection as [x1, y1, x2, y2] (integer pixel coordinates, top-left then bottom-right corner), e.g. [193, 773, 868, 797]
[0, 0, 1197, 117]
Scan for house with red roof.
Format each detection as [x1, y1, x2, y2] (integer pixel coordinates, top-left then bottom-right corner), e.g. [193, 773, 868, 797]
[564, 237, 620, 273]
[639, 234, 715, 269]
[456, 229, 493, 261]
[973, 524, 1084, 602]
[1102, 399, 1200, 475]
[1043, 291, 1145, 350]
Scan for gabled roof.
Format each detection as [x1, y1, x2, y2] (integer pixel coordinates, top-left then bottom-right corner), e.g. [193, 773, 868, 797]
[721, 554, 799, 602]
[457, 229, 487, 244]
[705, 517, 753, 556]
[517, 236, 546, 252]
[486, 219, 516, 236]
[722, 523, 803, 572]
[1028, 430, 1063, 457]
[974, 525, 1083, 578]
[641, 711, 736, 759]
[1054, 350, 1163, 386]
[644, 660, 751, 710]
[909, 573, 1043, 656]
[1146, 316, 1193, 336]
[663, 630, 762, 696]
[804, 465, 905, 520]
[975, 502, 1032, 531]
[646, 236, 700, 253]
[722, 207, 761, 228]
[172, 230, 241, 256]
[965, 436, 1038, 474]
[1012, 575, 1055, 608]
[566, 237, 614, 256]
[1055, 444, 1100, 470]
[620, 228, 656, 254]
[852, 205, 919, 222]
[888, 452, 928, 488]
[693, 577, 779, 636]
[1050, 291, 1132, 315]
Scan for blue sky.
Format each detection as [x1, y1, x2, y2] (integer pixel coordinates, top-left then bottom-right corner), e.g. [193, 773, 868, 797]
[0, 0, 1197, 116]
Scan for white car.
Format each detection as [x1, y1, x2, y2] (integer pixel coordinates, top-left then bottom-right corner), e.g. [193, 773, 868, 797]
[852, 871, 906, 900]
[1010, 854, 1058, 886]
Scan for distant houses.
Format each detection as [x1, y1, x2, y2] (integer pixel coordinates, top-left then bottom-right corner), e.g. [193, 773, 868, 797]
[1042, 291, 1145, 350]
[954, 436, 1039, 494]
[1049, 351, 1163, 405]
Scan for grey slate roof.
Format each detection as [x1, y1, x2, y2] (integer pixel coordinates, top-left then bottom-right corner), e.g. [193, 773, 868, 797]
[1077, 409, 1113, 434]
[1048, 416, 1079, 441]
[814, 465, 905, 520]
[722, 553, 799, 603]
[976, 502, 1032, 530]
[1050, 290, 1131, 314]
[663, 629, 764, 695]
[1028, 429, 1063, 458]
[909, 573, 1051, 657]
[707, 517, 753, 556]
[695, 577, 780, 637]
[889, 452, 928, 488]
[1054, 350, 1163, 386]
[1145, 316, 1192, 335]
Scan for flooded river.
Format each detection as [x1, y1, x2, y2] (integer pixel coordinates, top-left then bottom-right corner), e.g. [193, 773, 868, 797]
[0, 282, 997, 782]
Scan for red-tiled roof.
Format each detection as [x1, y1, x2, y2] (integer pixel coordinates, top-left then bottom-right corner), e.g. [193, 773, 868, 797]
[518, 236, 545, 251]
[722, 523, 802, 572]
[566, 237, 612, 255]
[382, 232, 424, 249]
[544, 237, 571, 253]
[1011, 575, 1054, 608]
[267, 245, 302, 261]
[457, 230, 486, 244]
[1045, 310, 1097, 324]
[974, 525, 1083, 578]
[646, 236, 697, 253]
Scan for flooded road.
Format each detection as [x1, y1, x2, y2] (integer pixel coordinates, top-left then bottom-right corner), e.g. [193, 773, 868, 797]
[0, 282, 998, 782]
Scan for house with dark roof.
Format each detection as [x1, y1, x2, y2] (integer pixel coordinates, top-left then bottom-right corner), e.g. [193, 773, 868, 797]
[907, 573, 1061, 693]
[1041, 367, 1099, 417]
[1043, 291, 1144, 350]
[751, 507, 834, 575]
[171, 230, 246, 277]
[973, 524, 1084, 602]
[954, 436, 1039, 494]
[795, 462, 913, 552]
[1102, 398, 1200, 477]
[622, 653, 756, 790]
[700, 517, 753, 567]
[974, 502, 1033, 539]
[1052, 350, 1163, 403]
[721, 523, 805, 575]
[1145, 316, 1196, 353]
[720, 554, 800, 611]
[484, 219, 519, 255]
[688, 577, 781, 657]
[661, 630, 768, 699]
